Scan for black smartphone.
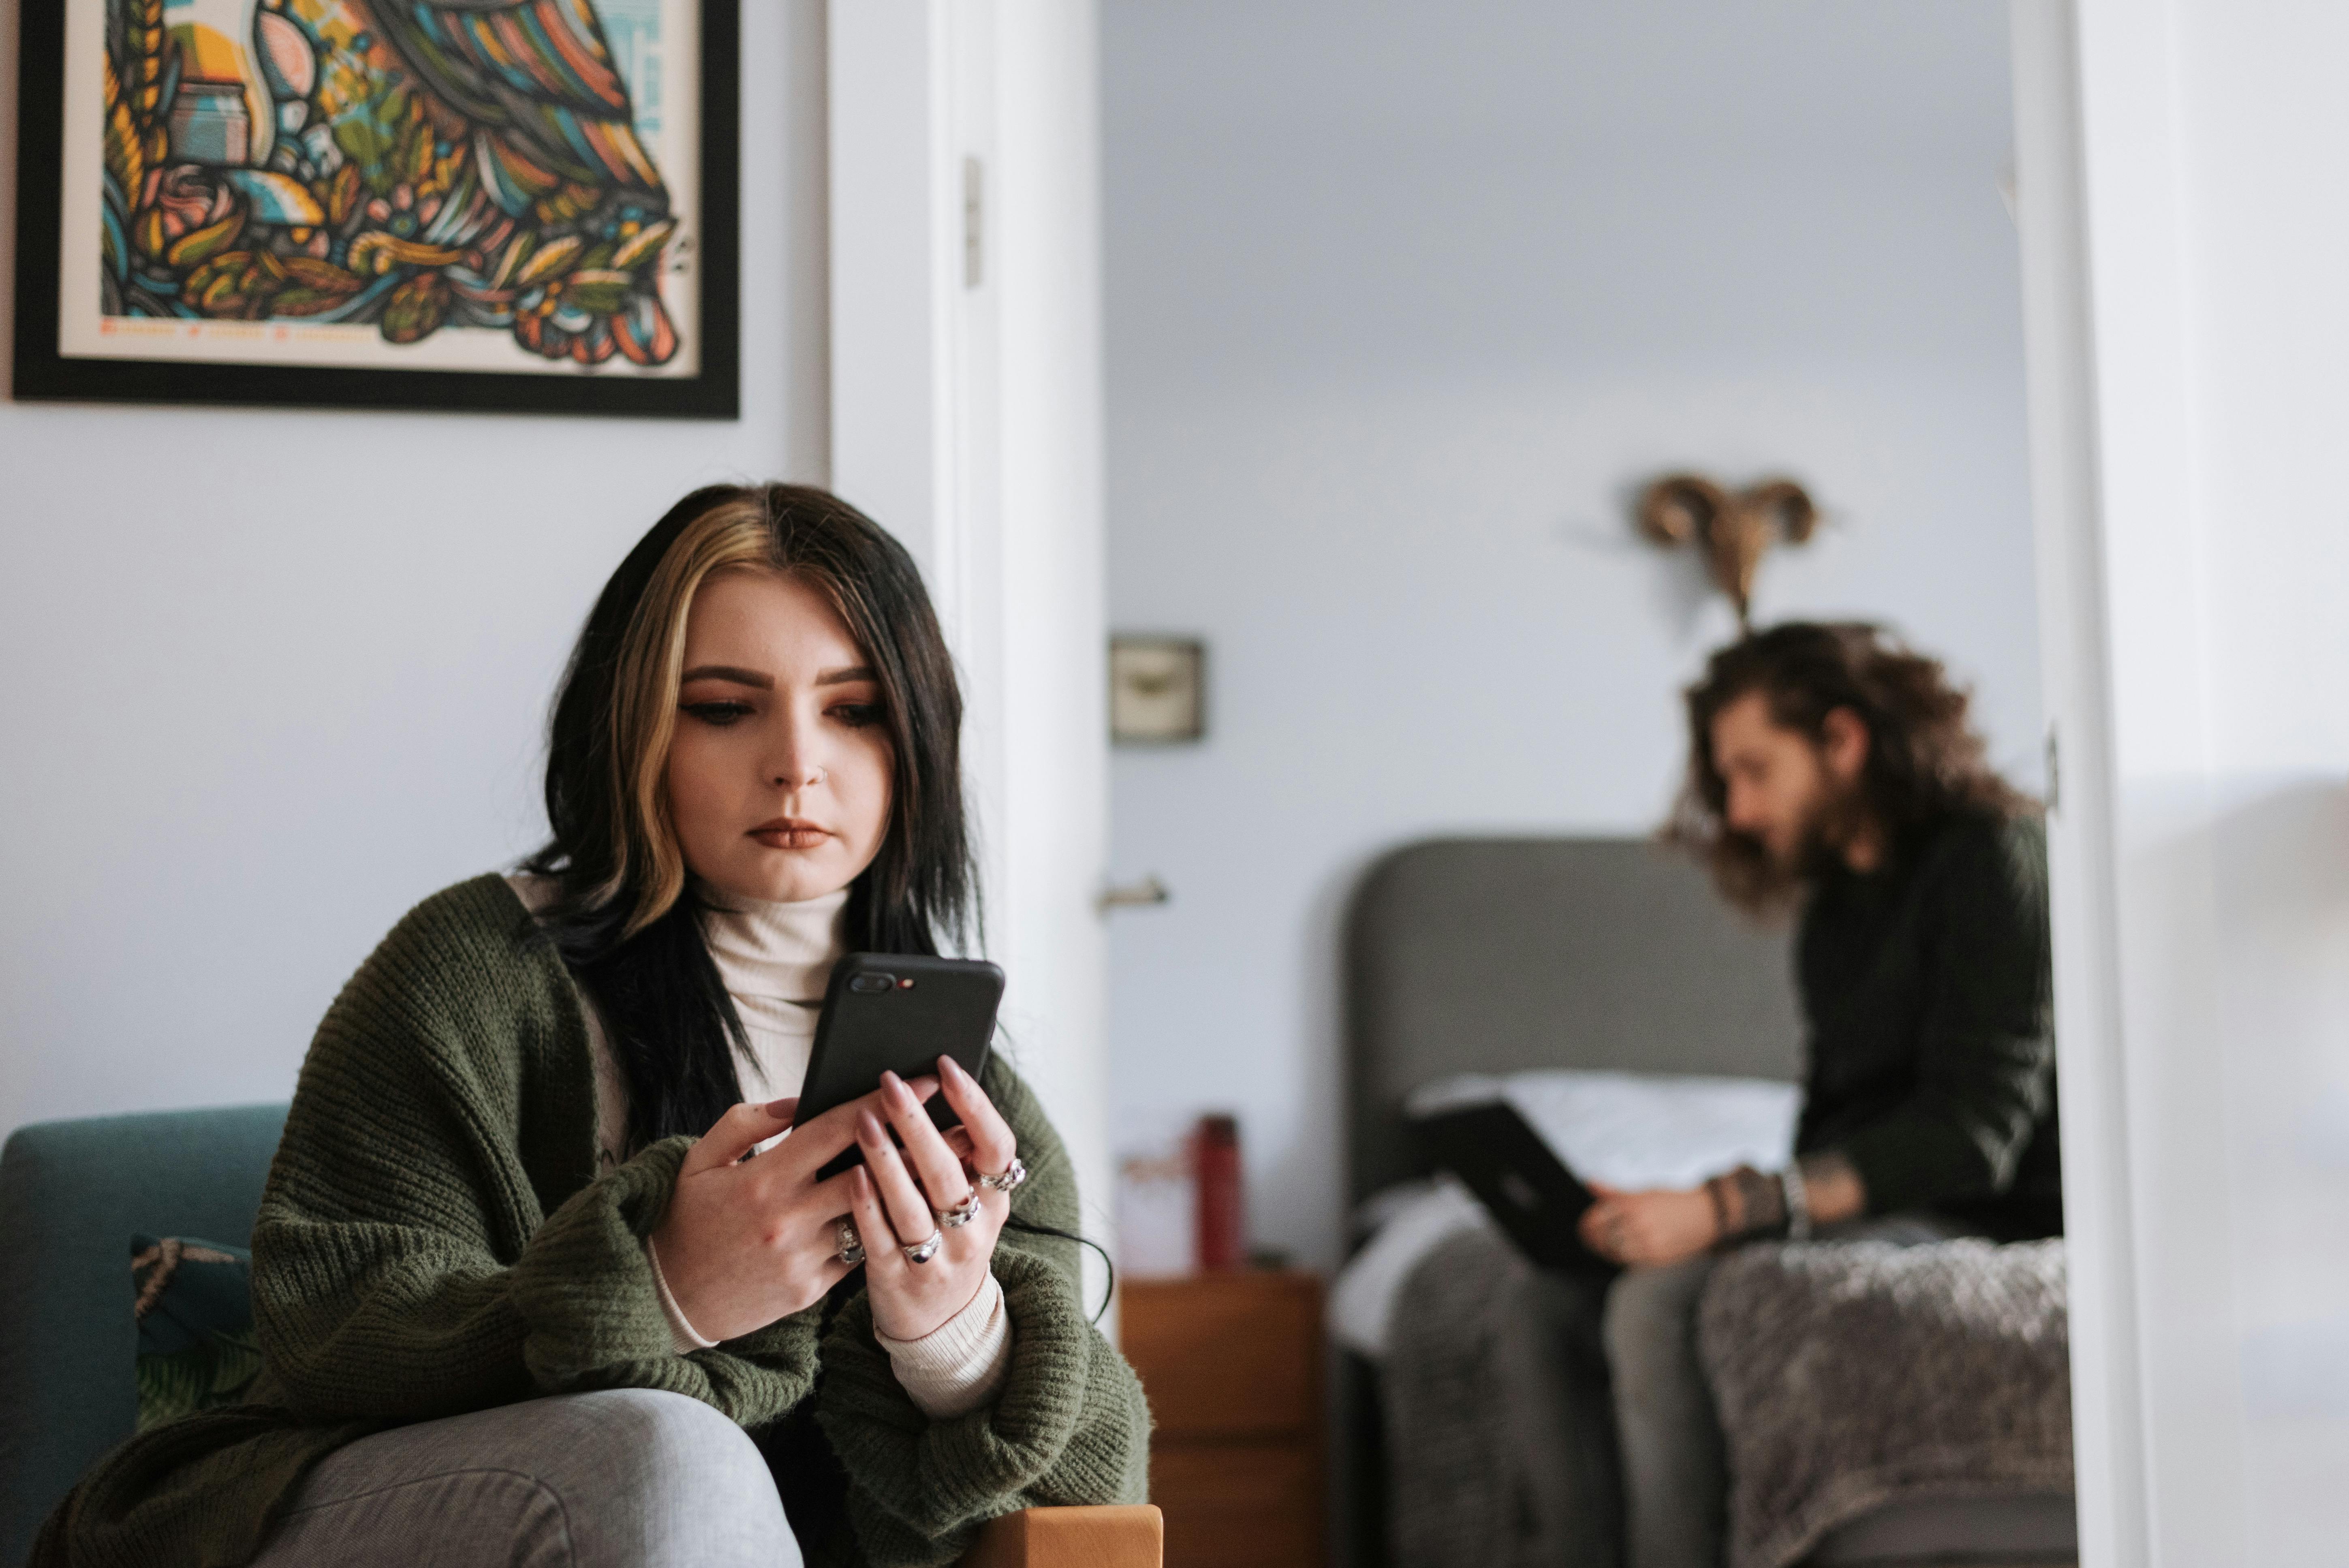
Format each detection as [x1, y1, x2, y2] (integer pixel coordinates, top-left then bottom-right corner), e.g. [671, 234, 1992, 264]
[793, 952, 1005, 1176]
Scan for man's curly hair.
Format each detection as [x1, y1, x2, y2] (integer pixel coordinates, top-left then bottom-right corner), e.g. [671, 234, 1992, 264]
[1667, 621, 2036, 915]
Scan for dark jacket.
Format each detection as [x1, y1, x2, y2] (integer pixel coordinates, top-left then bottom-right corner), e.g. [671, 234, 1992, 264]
[1794, 812, 2062, 1240]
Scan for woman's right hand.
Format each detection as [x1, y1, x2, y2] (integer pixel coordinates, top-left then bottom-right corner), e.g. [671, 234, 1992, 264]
[648, 1078, 939, 1343]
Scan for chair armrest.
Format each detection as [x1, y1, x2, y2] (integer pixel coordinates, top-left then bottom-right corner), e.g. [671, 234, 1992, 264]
[959, 1505, 1163, 1568]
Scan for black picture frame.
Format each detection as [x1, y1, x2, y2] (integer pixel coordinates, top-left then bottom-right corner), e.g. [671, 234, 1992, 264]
[11, 0, 740, 419]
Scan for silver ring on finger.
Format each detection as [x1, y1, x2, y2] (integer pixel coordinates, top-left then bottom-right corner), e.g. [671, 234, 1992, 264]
[975, 1157, 1026, 1194]
[901, 1228, 944, 1265]
[837, 1219, 866, 1267]
[937, 1189, 981, 1230]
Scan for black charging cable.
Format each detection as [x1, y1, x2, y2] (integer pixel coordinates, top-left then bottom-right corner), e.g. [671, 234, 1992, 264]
[1001, 1216, 1116, 1324]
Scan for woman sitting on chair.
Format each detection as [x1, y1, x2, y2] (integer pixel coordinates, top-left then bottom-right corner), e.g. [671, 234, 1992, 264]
[38, 485, 1151, 1568]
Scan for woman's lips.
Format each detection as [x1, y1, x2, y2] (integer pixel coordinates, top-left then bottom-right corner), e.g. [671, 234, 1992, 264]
[749, 820, 831, 850]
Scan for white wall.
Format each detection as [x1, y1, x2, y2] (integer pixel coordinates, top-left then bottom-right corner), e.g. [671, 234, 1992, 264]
[1100, 0, 2042, 1267]
[2028, 2, 2349, 1562]
[0, 2, 830, 1133]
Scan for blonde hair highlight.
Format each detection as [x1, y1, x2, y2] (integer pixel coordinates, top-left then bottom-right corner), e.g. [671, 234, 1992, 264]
[603, 496, 778, 935]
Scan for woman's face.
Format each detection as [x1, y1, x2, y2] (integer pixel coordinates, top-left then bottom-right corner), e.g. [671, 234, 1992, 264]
[665, 568, 896, 905]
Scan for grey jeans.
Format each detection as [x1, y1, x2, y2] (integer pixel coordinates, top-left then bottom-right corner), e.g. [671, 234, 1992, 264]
[248, 1390, 803, 1568]
[1603, 1215, 1977, 1568]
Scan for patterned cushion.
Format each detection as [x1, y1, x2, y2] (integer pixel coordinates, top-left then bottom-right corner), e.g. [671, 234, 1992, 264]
[131, 1234, 260, 1429]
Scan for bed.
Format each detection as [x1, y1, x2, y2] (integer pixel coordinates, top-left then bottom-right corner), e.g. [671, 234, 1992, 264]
[1338, 836, 2078, 1568]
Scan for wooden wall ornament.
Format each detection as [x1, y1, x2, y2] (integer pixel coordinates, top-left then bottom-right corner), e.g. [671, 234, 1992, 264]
[1636, 474, 1819, 630]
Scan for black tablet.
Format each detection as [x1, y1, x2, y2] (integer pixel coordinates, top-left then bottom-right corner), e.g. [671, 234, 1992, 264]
[1413, 1100, 1618, 1276]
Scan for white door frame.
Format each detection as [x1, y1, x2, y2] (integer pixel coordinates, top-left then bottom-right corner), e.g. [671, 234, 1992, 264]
[2013, 3, 2255, 1563]
[2009, 7, 2148, 1561]
[826, 0, 1116, 1312]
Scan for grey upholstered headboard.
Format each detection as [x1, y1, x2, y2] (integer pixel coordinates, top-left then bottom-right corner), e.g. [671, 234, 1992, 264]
[1344, 837, 1804, 1205]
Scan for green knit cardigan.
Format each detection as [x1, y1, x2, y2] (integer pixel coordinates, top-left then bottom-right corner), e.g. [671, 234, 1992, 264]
[34, 875, 1152, 1568]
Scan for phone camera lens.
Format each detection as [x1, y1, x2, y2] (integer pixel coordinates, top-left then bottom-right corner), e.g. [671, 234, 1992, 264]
[849, 973, 893, 994]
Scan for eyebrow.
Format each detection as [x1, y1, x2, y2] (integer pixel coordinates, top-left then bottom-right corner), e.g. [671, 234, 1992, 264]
[679, 664, 772, 689]
[678, 664, 878, 689]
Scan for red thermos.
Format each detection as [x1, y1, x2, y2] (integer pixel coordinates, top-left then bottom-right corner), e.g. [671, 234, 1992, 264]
[1193, 1114, 1245, 1271]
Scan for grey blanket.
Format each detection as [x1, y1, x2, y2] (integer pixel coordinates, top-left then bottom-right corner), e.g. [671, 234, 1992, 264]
[1697, 1239, 2074, 1568]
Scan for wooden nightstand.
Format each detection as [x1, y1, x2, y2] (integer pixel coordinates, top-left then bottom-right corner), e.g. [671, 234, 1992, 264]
[1120, 1271, 1325, 1568]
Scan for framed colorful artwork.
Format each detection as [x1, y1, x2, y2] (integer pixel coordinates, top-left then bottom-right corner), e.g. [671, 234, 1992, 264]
[11, 0, 740, 417]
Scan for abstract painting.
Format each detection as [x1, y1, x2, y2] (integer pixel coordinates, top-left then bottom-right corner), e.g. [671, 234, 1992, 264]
[13, 0, 739, 416]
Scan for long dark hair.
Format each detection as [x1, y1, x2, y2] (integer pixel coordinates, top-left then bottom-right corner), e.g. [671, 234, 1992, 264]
[1666, 621, 2035, 914]
[521, 484, 976, 1149]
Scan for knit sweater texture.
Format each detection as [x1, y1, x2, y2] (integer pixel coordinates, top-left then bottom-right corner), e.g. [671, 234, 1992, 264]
[32, 875, 1151, 1568]
[1795, 811, 2060, 1239]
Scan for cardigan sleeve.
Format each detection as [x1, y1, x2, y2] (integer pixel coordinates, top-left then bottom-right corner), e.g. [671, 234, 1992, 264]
[249, 884, 824, 1428]
[813, 1060, 1154, 1567]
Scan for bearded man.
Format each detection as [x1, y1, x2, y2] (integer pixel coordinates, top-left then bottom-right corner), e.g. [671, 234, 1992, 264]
[1577, 621, 2059, 1568]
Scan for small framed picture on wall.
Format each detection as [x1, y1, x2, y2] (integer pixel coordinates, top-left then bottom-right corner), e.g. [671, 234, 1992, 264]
[1110, 636, 1206, 744]
[11, 0, 741, 418]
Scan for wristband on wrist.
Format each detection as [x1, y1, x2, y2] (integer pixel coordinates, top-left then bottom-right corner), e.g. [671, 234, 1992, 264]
[1703, 1174, 1735, 1241]
[1707, 1165, 1789, 1243]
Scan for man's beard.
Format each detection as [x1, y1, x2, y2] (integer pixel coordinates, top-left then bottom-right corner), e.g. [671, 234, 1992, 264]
[1770, 776, 1874, 882]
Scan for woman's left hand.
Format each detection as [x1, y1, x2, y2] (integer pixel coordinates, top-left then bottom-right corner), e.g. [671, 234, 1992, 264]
[847, 1053, 1020, 1341]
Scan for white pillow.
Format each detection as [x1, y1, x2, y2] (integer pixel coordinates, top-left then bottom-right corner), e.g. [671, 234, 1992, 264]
[1406, 1068, 1799, 1192]
[1327, 1177, 1489, 1361]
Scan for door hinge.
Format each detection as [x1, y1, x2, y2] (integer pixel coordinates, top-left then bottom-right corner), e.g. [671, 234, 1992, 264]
[963, 156, 984, 289]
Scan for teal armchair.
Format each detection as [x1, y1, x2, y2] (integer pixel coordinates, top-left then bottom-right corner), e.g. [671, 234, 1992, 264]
[0, 1104, 288, 1567]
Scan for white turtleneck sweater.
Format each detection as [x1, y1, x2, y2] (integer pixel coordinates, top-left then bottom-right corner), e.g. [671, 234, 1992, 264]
[507, 874, 1013, 1419]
